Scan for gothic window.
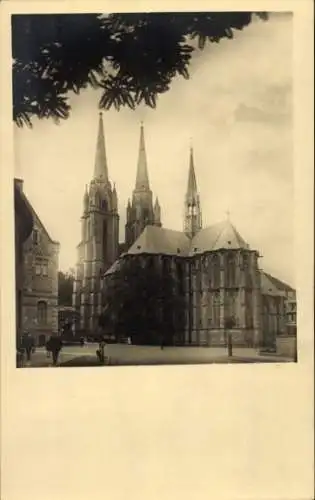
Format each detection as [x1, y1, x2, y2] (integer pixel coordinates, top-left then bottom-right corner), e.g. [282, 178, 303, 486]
[245, 291, 253, 328]
[101, 199, 108, 211]
[212, 254, 220, 288]
[243, 253, 252, 287]
[225, 290, 236, 321]
[226, 253, 236, 287]
[212, 291, 221, 328]
[37, 301, 47, 325]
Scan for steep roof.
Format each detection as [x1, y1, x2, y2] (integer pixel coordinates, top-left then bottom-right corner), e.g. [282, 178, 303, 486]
[190, 220, 250, 255]
[263, 272, 294, 292]
[15, 179, 59, 245]
[104, 259, 124, 277]
[94, 112, 109, 183]
[261, 272, 286, 296]
[186, 147, 198, 200]
[128, 225, 191, 256]
[126, 220, 250, 257]
[135, 123, 150, 191]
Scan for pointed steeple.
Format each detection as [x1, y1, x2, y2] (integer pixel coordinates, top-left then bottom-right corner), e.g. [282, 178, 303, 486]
[184, 144, 202, 237]
[94, 112, 109, 182]
[186, 146, 198, 200]
[135, 122, 150, 191]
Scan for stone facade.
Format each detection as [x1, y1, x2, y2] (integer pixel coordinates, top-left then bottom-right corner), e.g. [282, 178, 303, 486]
[17, 180, 59, 345]
[74, 115, 295, 347]
[14, 179, 34, 343]
[73, 115, 161, 335]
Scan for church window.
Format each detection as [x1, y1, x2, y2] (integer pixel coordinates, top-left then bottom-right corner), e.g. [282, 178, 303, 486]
[225, 290, 236, 320]
[37, 301, 47, 325]
[212, 291, 220, 328]
[245, 291, 253, 328]
[101, 200, 108, 211]
[226, 253, 236, 287]
[212, 254, 220, 288]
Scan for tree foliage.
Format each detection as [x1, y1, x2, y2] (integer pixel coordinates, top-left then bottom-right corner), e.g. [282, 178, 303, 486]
[58, 269, 75, 306]
[12, 12, 268, 127]
[100, 256, 186, 346]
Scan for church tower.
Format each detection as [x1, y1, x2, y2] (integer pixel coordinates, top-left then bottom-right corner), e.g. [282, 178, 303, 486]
[73, 113, 119, 334]
[184, 146, 202, 238]
[125, 123, 161, 249]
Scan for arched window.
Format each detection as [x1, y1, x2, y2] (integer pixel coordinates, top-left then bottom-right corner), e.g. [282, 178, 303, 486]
[212, 254, 220, 288]
[212, 291, 221, 328]
[225, 290, 236, 321]
[245, 291, 253, 328]
[243, 253, 252, 287]
[37, 301, 47, 325]
[101, 199, 108, 211]
[226, 253, 236, 287]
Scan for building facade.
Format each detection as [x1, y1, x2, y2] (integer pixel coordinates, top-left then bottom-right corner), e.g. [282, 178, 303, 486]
[16, 179, 60, 346]
[74, 115, 296, 347]
[73, 114, 161, 335]
[14, 178, 34, 344]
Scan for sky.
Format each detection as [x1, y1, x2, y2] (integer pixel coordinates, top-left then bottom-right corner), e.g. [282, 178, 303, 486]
[15, 13, 294, 285]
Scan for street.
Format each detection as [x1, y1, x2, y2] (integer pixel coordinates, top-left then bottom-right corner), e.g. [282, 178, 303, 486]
[18, 343, 294, 368]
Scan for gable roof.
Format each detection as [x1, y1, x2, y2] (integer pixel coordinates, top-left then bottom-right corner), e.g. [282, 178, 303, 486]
[15, 179, 59, 245]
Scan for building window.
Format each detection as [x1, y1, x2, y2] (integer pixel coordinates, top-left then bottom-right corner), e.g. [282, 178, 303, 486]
[212, 291, 220, 328]
[226, 253, 236, 287]
[35, 259, 48, 277]
[32, 229, 39, 245]
[245, 291, 253, 329]
[212, 254, 220, 288]
[42, 262, 48, 276]
[37, 301, 47, 325]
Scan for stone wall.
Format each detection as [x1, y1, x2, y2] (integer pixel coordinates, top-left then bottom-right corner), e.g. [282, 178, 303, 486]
[22, 212, 59, 344]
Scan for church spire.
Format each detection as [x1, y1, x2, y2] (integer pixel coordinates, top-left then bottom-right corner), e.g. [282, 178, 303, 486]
[94, 112, 109, 182]
[135, 122, 150, 191]
[186, 146, 198, 200]
[184, 144, 202, 237]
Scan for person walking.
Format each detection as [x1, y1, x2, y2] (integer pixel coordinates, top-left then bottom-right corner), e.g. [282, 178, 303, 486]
[21, 332, 35, 364]
[46, 335, 63, 366]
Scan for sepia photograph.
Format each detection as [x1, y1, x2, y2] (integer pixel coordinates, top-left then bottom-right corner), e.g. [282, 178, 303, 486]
[13, 11, 297, 368]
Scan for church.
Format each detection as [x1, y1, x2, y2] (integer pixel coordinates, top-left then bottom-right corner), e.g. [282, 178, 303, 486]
[73, 113, 296, 348]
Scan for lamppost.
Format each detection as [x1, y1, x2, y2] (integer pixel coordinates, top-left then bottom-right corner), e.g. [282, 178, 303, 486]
[225, 316, 235, 357]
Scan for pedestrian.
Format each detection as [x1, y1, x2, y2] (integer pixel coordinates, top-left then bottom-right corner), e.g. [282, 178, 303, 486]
[47, 335, 63, 366]
[21, 332, 35, 364]
[80, 336, 85, 348]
